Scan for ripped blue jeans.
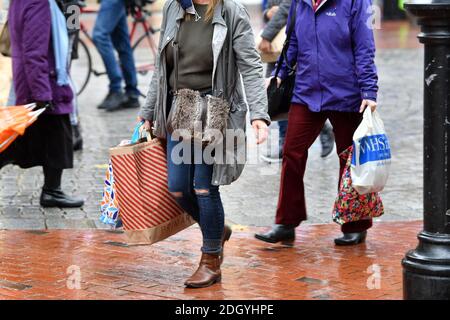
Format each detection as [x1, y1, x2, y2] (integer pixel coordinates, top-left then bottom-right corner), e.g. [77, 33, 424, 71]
[166, 135, 225, 255]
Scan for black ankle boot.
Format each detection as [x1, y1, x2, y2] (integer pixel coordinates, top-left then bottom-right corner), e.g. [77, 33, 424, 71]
[255, 224, 296, 245]
[40, 188, 84, 208]
[334, 231, 367, 246]
[72, 124, 83, 151]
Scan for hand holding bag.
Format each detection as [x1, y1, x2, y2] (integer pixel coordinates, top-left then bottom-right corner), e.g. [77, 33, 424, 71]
[351, 108, 391, 194]
[257, 26, 286, 64]
[166, 27, 230, 146]
[100, 122, 150, 228]
[108, 125, 195, 245]
[266, 0, 298, 120]
[0, 20, 11, 57]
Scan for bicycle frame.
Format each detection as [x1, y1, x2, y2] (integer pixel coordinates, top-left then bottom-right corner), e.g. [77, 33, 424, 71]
[79, 6, 158, 76]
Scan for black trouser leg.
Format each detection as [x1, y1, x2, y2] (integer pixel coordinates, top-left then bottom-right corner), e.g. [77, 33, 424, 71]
[43, 167, 63, 190]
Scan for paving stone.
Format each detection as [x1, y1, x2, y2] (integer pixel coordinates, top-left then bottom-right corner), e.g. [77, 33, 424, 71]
[0, 221, 421, 299]
[0, 218, 46, 230]
[21, 207, 44, 218]
[45, 218, 96, 229]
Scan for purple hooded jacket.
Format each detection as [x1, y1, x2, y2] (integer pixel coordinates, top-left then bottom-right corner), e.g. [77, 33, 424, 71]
[276, 0, 378, 113]
[8, 0, 73, 115]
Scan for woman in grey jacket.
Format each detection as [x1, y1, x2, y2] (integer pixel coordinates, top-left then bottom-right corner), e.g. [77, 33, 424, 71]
[138, 0, 270, 288]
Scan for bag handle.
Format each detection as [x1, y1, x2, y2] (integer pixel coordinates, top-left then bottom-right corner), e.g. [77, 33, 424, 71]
[364, 107, 374, 129]
[273, 0, 298, 79]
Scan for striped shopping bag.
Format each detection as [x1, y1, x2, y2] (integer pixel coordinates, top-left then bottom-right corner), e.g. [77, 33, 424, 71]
[109, 138, 195, 245]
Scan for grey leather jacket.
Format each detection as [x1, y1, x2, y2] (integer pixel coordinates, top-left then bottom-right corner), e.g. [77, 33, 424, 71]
[139, 0, 270, 186]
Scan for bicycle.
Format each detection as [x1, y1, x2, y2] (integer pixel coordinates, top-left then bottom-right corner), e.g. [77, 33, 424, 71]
[71, 2, 160, 97]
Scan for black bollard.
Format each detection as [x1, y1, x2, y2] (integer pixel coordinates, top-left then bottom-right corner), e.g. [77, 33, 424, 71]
[403, 0, 450, 300]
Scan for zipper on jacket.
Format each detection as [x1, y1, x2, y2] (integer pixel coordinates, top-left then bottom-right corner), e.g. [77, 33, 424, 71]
[313, 8, 323, 111]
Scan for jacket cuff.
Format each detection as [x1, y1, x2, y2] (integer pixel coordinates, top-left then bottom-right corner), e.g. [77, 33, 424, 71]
[362, 91, 377, 102]
[261, 30, 275, 42]
[33, 93, 52, 103]
[250, 114, 271, 127]
[138, 109, 154, 121]
[263, 9, 270, 23]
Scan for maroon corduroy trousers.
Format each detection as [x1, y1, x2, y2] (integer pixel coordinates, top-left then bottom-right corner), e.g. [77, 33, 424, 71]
[275, 104, 372, 233]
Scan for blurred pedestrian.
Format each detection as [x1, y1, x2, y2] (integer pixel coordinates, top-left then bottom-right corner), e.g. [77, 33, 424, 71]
[0, 0, 16, 106]
[61, 0, 84, 150]
[138, 0, 270, 288]
[259, 0, 334, 163]
[0, 0, 84, 208]
[255, 0, 379, 246]
[93, 0, 140, 111]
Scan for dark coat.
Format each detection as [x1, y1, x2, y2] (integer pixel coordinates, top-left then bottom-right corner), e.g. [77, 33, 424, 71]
[261, 0, 291, 41]
[8, 0, 73, 114]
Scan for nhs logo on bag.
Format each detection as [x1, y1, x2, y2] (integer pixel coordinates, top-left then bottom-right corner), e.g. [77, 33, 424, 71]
[351, 134, 391, 166]
[351, 108, 391, 195]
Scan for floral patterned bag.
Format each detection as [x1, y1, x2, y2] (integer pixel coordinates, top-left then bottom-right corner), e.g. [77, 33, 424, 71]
[332, 146, 384, 225]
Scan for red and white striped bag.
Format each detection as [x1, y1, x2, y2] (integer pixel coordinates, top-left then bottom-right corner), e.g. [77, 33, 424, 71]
[109, 138, 195, 245]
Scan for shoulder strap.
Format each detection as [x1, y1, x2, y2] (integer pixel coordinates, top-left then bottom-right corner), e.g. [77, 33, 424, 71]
[173, 25, 180, 93]
[274, 0, 298, 78]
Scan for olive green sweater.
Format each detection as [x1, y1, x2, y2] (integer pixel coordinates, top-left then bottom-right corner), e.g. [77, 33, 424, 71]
[166, 4, 214, 92]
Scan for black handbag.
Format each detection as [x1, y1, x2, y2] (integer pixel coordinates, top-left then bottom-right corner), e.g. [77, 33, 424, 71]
[267, 0, 298, 120]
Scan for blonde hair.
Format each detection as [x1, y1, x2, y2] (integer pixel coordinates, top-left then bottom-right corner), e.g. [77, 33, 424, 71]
[205, 0, 221, 22]
[185, 0, 222, 22]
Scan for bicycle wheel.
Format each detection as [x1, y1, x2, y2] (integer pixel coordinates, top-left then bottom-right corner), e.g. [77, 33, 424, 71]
[132, 31, 159, 98]
[71, 37, 92, 96]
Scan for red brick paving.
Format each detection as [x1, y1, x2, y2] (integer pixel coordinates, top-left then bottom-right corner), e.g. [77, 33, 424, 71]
[0, 221, 421, 300]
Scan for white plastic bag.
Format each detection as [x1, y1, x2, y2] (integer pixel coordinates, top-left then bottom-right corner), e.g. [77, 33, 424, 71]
[351, 107, 391, 195]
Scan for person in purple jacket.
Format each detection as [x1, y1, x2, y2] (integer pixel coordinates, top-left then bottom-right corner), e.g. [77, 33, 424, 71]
[0, 0, 84, 208]
[256, 0, 379, 246]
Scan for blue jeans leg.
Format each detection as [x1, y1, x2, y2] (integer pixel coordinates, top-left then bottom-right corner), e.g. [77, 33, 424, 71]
[278, 120, 288, 151]
[111, 13, 139, 97]
[166, 135, 224, 255]
[167, 136, 200, 222]
[92, 0, 126, 93]
[195, 178, 224, 255]
[7, 84, 16, 106]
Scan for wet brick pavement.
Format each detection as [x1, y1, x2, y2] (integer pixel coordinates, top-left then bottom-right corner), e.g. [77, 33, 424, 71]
[0, 17, 424, 229]
[0, 221, 420, 300]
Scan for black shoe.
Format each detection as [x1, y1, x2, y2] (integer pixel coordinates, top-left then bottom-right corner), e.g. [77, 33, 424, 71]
[97, 92, 114, 109]
[320, 123, 335, 158]
[99, 91, 126, 111]
[121, 94, 140, 109]
[334, 231, 367, 246]
[40, 188, 84, 208]
[255, 224, 296, 245]
[72, 124, 83, 151]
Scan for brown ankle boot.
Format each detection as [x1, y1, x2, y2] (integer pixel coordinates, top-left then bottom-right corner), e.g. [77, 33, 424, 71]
[185, 253, 221, 288]
[219, 225, 232, 265]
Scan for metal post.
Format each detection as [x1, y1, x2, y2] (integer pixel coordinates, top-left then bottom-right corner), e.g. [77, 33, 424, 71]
[403, 0, 450, 300]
